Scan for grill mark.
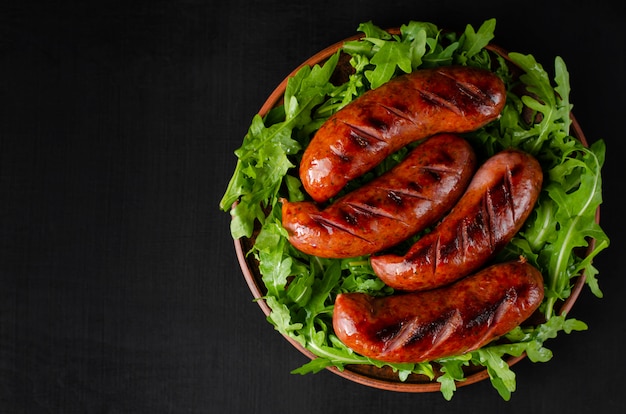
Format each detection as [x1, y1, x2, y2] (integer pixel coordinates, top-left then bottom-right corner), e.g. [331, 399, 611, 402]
[460, 218, 469, 265]
[381, 310, 462, 356]
[341, 120, 387, 143]
[348, 130, 372, 148]
[373, 186, 434, 202]
[310, 214, 375, 244]
[418, 310, 463, 360]
[367, 116, 390, 133]
[420, 164, 458, 175]
[504, 165, 516, 222]
[423, 168, 441, 181]
[407, 181, 423, 193]
[437, 70, 492, 105]
[378, 103, 418, 125]
[483, 190, 496, 252]
[387, 191, 403, 205]
[344, 202, 410, 226]
[342, 210, 359, 225]
[415, 88, 463, 116]
[433, 233, 442, 276]
[381, 316, 421, 354]
[376, 321, 404, 344]
[329, 145, 350, 162]
[467, 289, 517, 350]
[484, 167, 516, 248]
[419, 164, 463, 183]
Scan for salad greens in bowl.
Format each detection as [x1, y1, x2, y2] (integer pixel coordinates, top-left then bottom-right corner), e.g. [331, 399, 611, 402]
[220, 18, 609, 400]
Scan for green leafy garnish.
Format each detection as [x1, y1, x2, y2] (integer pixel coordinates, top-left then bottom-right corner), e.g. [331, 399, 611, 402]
[220, 18, 609, 400]
[219, 52, 340, 239]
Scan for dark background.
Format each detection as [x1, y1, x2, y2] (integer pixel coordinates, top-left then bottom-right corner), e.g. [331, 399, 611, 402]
[1, 1, 624, 413]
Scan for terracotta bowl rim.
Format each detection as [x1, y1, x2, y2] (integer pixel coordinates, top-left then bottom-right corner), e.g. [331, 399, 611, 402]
[233, 29, 598, 392]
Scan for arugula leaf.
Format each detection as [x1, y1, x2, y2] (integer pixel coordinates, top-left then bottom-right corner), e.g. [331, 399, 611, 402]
[306, 259, 342, 314]
[291, 357, 335, 375]
[366, 41, 412, 88]
[357, 20, 394, 40]
[220, 53, 340, 238]
[265, 296, 305, 347]
[437, 355, 471, 400]
[254, 213, 291, 298]
[458, 18, 496, 60]
[475, 348, 517, 401]
[343, 20, 470, 89]
[541, 140, 608, 317]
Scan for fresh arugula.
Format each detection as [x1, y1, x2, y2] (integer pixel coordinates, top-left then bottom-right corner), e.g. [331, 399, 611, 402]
[219, 52, 340, 239]
[220, 18, 609, 400]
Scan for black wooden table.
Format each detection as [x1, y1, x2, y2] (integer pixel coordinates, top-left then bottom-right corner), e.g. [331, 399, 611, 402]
[2, 1, 624, 413]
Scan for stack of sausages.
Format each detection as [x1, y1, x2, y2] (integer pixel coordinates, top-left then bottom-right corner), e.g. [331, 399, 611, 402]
[281, 66, 544, 363]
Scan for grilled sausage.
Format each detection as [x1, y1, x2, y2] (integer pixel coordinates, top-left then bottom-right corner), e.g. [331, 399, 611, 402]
[332, 259, 544, 363]
[370, 149, 543, 291]
[282, 134, 476, 258]
[299, 66, 506, 203]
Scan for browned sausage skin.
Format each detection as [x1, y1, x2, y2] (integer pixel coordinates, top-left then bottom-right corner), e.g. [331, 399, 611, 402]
[282, 134, 476, 258]
[332, 260, 544, 363]
[370, 149, 543, 291]
[299, 66, 506, 203]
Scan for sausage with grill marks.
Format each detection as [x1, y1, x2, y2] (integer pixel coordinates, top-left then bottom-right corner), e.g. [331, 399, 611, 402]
[332, 259, 544, 363]
[370, 148, 543, 291]
[299, 66, 506, 203]
[281, 134, 476, 258]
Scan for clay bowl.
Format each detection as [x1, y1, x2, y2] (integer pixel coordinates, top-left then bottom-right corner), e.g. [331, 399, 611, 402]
[233, 30, 599, 392]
